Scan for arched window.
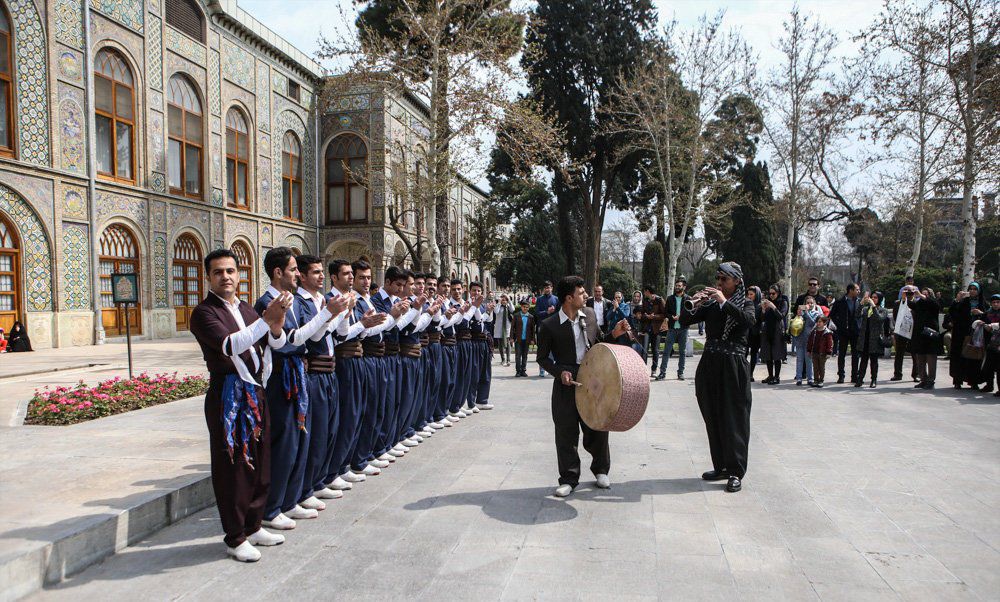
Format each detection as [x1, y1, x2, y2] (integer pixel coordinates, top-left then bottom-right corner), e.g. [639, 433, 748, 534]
[0, 214, 20, 331]
[167, 75, 203, 199]
[325, 134, 368, 224]
[282, 132, 302, 221]
[0, 6, 15, 158]
[172, 234, 202, 331]
[94, 49, 135, 183]
[230, 241, 253, 304]
[225, 108, 250, 209]
[166, 0, 206, 44]
[99, 224, 141, 336]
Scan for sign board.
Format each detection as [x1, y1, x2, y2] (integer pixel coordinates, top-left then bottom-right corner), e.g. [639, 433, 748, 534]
[111, 273, 139, 305]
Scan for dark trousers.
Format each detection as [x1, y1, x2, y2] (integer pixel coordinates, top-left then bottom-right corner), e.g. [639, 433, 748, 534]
[515, 339, 530, 374]
[748, 342, 760, 375]
[811, 353, 828, 383]
[858, 353, 880, 383]
[695, 360, 751, 479]
[647, 331, 662, 372]
[893, 336, 918, 380]
[551, 377, 610, 487]
[469, 340, 492, 406]
[396, 355, 421, 441]
[364, 355, 394, 463]
[915, 353, 938, 384]
[264, 362, 311, 519]
[464, 340, 483, 409]
[451, 340, 474, 412]
[330, 357, 365, 480]
[303, 371, 339, 495]
[205, 379, 270, 548]
[836, 332, 860, 381]
[422, 344, 443, 424]
[438, 345, 457, 420]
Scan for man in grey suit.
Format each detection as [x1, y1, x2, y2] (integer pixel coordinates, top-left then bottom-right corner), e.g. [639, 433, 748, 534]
[536, 276, 631, 497]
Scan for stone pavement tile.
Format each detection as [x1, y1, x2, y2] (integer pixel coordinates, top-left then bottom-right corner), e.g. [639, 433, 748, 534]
[721, 543, 800, 575]
[862, 552, 962, 588]
[655, 553, 730, 583]
[890, 581, 980, 601]
[711, 510, 787, 548]
[769, 501, 842, 540]
[810, 582, 900, 601]
[434, 543, 520, 585]
[784, 536, 886, 588]
[419, 578, 508, 601]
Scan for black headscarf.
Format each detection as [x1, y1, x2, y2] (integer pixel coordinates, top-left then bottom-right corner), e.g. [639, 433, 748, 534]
[718, 262, 746, 340]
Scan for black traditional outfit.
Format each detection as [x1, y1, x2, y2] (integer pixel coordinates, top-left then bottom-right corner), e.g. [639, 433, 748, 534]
[746, 287, 763, 380]
[8, 321, 32, 352]
[760, 291, 788, 382]
[909, 295, 942, 388]
[948, 283, 988, 388]
[681, 262, 755, 487]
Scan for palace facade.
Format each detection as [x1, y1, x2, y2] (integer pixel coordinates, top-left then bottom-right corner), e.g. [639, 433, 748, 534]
[0, 0, 490, 348]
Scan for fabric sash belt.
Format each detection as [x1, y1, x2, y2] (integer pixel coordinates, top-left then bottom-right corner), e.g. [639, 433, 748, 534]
[305, 355, 335, 374]
[441, 335, 457, 347]
[704, 339, 747, 356]
[220, 373, 263, 469]
[384, 341, 401, 356]
[399, 343, 422, 358]
[428, 332, 442, 343]
[362, 341, 385, 357]
[457, 330, 473, 340]
[335, 340, 364, 359]
[281, 356, 309, 431]
[472, 331, 488, 340]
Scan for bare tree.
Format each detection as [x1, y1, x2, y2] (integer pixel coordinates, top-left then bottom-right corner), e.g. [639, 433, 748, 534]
[757, 6, 837, 297]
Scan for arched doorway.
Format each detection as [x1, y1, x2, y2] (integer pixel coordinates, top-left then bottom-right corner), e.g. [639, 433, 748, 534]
[0, 214, 20, 332]
[172, 234, 202, 331]
[231, 240, 253, 304]
[99, 224, 142, 336]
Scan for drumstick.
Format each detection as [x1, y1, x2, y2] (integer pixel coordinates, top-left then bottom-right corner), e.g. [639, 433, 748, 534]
[569, 380, 583, 387]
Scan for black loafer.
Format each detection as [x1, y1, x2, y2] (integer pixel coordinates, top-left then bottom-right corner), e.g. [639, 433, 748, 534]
[726, 476, 742, 492]
[701, 469, 729, 481]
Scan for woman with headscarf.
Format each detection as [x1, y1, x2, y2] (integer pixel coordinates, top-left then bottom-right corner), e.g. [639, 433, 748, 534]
[975, 294, 1000, 396]
[7, 321, 32, 352]
[910, 287, 942, 389]
[948, 282, 987, 389]
[856, 291, 890, 388]
[680, 262, 755, 493]
[746, 286, 763, 381]
[759, 284, 789, 384]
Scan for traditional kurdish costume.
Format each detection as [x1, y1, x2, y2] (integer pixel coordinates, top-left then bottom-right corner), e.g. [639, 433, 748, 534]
[468, 303, 494, 409]
[325, 287, 370, 484]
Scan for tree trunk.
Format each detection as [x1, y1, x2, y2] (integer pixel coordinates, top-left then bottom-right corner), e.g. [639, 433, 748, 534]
[782, 218, 795, 298]
[906, 62, 929, 279]
[428, 54, 448, 276]
[960, 136, 977, 287]
[583, 177, 600, 291]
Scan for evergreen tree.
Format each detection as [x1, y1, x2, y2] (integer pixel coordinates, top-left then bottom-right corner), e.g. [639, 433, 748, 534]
[719, 162, 781, 287]
[641, 240, 665, 294]
[493, 209, 568, 290]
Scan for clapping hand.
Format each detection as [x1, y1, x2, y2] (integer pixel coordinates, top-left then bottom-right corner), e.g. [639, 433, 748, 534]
[360, 309, 387, 328]
[326, 293, 350, 316]
[263, 293, 291, 336]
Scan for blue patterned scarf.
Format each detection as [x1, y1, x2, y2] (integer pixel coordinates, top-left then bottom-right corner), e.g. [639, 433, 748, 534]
[221, 374, 263, 468]
[282, 356, 309, 432]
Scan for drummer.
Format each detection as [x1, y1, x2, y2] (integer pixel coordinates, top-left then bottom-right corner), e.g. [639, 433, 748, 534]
[535, 275, 631, 497]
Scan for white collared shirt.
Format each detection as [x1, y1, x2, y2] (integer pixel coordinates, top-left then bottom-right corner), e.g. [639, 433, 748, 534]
[559, 308, 588, 364]
[209, 290, 286, 386]
[593, 298, 605, 326]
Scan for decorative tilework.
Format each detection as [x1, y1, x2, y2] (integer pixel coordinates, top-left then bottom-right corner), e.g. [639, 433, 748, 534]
[152, 234, 168, 308]
[208, 49, 221, 115]
[149, 0, 162, 14]
[256, 62, 270, 133]
[328, 94, 371, 112]
[147, 13, 163, 90]
[225, 217, 257, 246]
[166, 26, 206, 65]
[258, 133, 270, 156]
[55, 0, 85, 48]
[0, 170, 55, 225]
[10, 0, 50, 166]
[62, 186, 88, 220]
[274, 110, 314, 222]
[272, 71, 288, 96]
[96, 191, 148, 230]
[91, 0, 145, 33]
[211, 188, 223, 207]
[278, 231, 309, 254]
[62, 223, 92, 310]
[150, 90, 163, 111]
[58, 86, 87, 174]
[258, 157, 271, 216]
[150, 111, 164, 172]
[222, 39, 254, 90]
[210, 135, 221, 186]
[260, 224, 273, 246]
[211, 214, 223, 240]
[150, 172, 166, 193]
[57, 50, 83, 83]
[327, 112, 371, 138]
[0, 184, 52, 311]
[151, 201, 167, 229]
[169, 205, 210, 243]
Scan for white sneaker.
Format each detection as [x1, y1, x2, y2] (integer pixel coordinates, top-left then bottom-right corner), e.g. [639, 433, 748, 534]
[553, 484, 574, 498]
[247, 528, 285, 546]
[329, 476, 353, 490]
[262, 513, 296, 530]
[314, 487, 343, 500]
[412, 434, 424, 442]
[595, 474, 611, 489]
[441, 419, 454, 427]
[359, 464, 381, 476]
[458, 409, 470, 417]
[429, 421, 446, 429]
[285, 505, 319, 520]
[392, 443, 409, 453]
[370, 458, 390, 469]
[299, 496, 326, 511]
[470, 406, 480, 414]
[446, 414, 462, 423]
[388, 447, 405, 457]
[402, 438, 420, 447]
[227, 540, 262, 562]
[418, 429, 434, 437]
[342, 471, 366, 483]
[476, 403, 494, 410]
[378, 452, 396, 462]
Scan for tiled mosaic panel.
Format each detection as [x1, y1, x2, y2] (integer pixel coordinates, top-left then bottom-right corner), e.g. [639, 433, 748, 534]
[96, 191, 148, 230]
[258, 156, 271, 216]
[62, 186, 88, 220]
[274, 110, 316, 224]
[54, 0, 85, 48]
[209, 49, 222, 115]
[57, 51, 83, 84]
[0, 184, 52, 311]
[62, 223, 92, 309]
[222, 39, 254, 90]
[153, 233, 168, 308]
[10, 0, 50, 166]
[256, 62, 270, 133]
[150, 111, 164, 172]
[166, 25, 206, 65]
[91, 0, 144, 32]
[58, 85, 87, 174]
[147, 13, 163, 90]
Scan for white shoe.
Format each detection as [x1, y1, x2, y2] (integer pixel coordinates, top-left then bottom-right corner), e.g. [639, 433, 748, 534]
[595, 474, 611, 489]
[370, 458, 390, 469]
[402, 438, 420, 447]
[359, 464, 381, 476]
[418, 429, 434, 437]
[299, 496, 326, 511]
[446, 414, 462, 423]
[285, 505, 319, 520]
[262, 513, 296, 530]
[441, 419, 454, 427]
[314, 487, 343, 500]
[329, 476, 353, 490]
[393, 443, 409, 453]
[412, 434, 424, 442]
[378, 452, 395, 462]
[429, 421, 445, 429]
[553, 484, 574, 498]
[227, 541, 261, 562]
[342, 471, 366, 483]
[247, 528, 285, 546]
[470, 406, 480, 414]
[476, 403, 494, 410]
[388, 447, 405, 457]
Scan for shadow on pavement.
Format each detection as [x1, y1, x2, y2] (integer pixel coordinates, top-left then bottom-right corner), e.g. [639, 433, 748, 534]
[404, 477, 705, 525]
[39, 542, 220, 592]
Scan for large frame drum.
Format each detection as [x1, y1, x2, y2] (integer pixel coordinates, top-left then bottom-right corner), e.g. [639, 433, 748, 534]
[575, 343, 650, 431]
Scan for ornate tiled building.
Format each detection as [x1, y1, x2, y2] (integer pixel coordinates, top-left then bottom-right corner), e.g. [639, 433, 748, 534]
[0, 0, 490, 348]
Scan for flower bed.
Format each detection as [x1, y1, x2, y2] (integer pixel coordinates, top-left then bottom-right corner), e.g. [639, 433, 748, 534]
[25, 372, 208, 426]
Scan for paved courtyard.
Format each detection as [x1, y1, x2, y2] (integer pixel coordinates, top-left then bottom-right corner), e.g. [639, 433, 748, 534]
[19, 351, 1000, 601]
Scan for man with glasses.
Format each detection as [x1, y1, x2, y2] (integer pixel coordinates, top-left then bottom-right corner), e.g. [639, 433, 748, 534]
[794, 277, 829, 309]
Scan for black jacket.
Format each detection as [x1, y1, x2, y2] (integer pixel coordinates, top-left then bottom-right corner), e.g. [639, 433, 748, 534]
[662, 293, 692, 330]
[829, 295, 861, 337]
[585, 297, 614, 333]
[536, 307, 613, 377]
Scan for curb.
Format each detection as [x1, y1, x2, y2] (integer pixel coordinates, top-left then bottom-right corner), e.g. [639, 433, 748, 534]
[1, 474, 214, 602]
[0, 364, 112, 383]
